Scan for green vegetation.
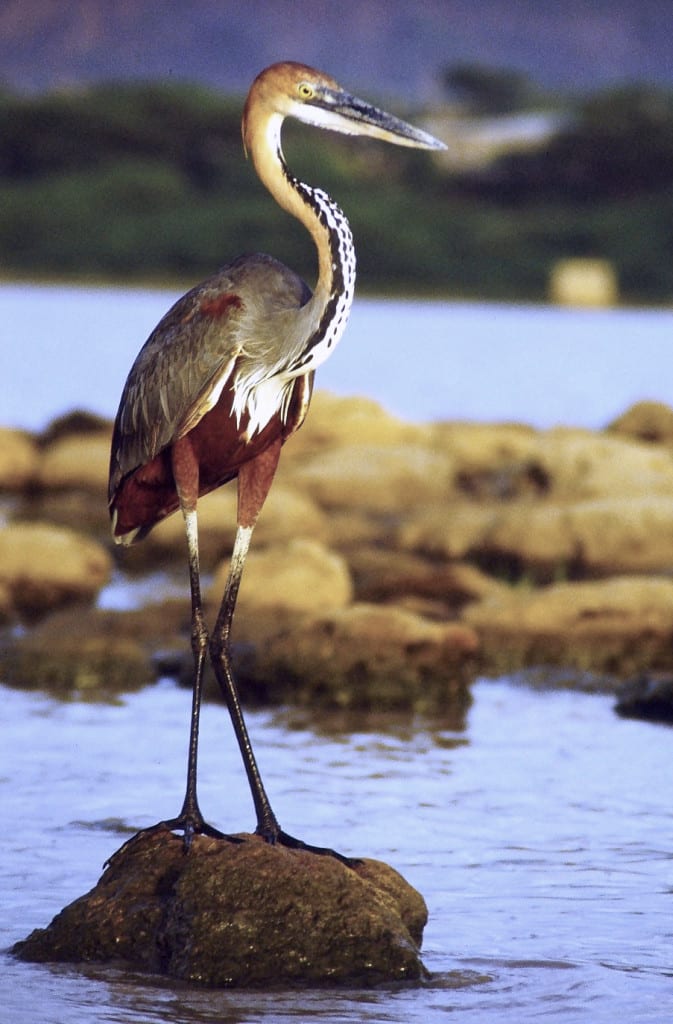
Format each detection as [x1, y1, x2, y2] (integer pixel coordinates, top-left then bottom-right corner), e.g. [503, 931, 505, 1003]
[1, 77, 672, 302]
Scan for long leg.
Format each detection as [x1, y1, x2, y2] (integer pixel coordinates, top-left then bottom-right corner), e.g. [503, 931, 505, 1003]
[208, 440, 355, 863]
[209, 439, 282, 840]
[109, 440, 231, 860]
[158, 439, 228, 843]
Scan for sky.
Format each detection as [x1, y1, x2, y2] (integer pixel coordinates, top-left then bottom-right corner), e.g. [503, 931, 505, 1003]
[2, 0, 672, 101]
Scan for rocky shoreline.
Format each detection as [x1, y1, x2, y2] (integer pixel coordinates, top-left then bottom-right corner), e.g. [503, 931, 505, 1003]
[3, 392, 673, 718]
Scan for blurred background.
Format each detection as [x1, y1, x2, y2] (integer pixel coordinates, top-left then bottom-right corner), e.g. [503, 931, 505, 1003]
[2, 0, 673, 304]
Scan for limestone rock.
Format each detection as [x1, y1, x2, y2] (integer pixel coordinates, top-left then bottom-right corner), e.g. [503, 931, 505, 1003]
[210, 538, 353, 616]
[0, 427, 40, 490]
[399, 495, 673, 581]
[0, 580, 13, 624]
[0, 521, 112, 619]
[18, 488, 110, 539]
[430, 423, 673, 503]
[548, 496, 673, 575]
[349, 546, 508, 612]
[37, 432, 111, 492]
[288, 443, 454, 513]
[0, 603, 187, 694]
[13, 829, 428, 987]
[475, 496, 673, 580]
[284, 390, 426, 456]
[534, 430, 673, 500]
[39, 409, 112, 445]
[245, 602, 478, 711]
[462, 576, 673, 678]
[430, 421, 544, 501]
[323, 506, 388, 550]
[397, 502, 499, 561]
[607, 400, 673, 445]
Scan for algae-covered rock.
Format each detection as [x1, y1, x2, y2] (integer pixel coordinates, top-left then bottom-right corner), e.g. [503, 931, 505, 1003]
[607, 400, 673, 446]
[245, 602, 478, 712]
[37, 432, 111, 492]
[0, 520, 112, 620]
[0, 603, 188, 696]
[212, 537, 353, 616]
[462, 575, 673, 678]
[0, 427, 40, 489]
[14, 829, 428, 987]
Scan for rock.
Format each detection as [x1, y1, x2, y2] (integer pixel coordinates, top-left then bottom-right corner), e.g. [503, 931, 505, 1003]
[474, 502, 578, 580]
[349, 547, 508, 612]
[18, 488, 111, 539]
[0, 428, 40, 490]
[244, 602, 478, 712]
[462, 576, 673, 678]
[39, 409, 112, 446]
[324, 506, 390, 551]
[0, 603, 187, 695]
[480, 495, 673, 579]
[429, 424, 673, 503]
[607, 400, 673, 445]
[399, 495, 673, 581]
[554, 497, 673, 576]
[534, 430, 673, 499]
[0, 580, 13, 624]
[37, 432, 111, 492]
[284, 391, 426, 456]
[615, 674, 673, 724]
[288, 443, 454, 513]
[0, 521, 112, 619]
[396, 502, 500, 562]
[210, 538, 353, 617]
[13, 829, 428, 987]
[430, 421, 545, 501]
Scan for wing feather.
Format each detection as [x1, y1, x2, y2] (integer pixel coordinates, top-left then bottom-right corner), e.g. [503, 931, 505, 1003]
[108, 272, 245, 502]
[108, 254, 312, 505]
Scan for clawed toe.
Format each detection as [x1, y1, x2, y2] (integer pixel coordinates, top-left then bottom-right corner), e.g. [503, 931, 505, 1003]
[105, 815, 241, 867]
[258, 825, 359, 868]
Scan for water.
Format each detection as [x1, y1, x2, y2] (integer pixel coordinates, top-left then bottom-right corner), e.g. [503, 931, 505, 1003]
[2, 282, 673, 432]
[2, 285, 673, 1019]
[1, 678, 671, 1022]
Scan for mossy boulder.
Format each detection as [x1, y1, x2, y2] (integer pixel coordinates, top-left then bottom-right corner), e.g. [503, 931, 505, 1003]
[14, 829, 428, 987]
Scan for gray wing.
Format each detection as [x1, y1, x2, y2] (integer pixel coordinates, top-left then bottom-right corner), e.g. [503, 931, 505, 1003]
[108, 255, 311, 502]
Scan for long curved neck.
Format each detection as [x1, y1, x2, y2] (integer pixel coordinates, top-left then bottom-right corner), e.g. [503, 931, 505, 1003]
[245, 110, 356, 374]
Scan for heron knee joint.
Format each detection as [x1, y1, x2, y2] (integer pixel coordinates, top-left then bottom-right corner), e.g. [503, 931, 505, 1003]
[191, 615, 209, 655]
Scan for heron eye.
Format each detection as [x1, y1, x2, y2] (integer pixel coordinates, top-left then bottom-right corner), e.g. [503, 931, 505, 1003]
[298, 83, 314, 100]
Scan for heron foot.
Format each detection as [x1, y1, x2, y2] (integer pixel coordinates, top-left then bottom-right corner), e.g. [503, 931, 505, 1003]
[104, 815, 241, 868]
[256, 824, 360, 868]
[159, 812, 241, 851]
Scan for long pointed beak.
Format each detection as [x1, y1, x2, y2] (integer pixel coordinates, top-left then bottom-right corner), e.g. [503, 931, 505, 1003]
[308, 87, 446, 151]
[331, 91, 446, 150]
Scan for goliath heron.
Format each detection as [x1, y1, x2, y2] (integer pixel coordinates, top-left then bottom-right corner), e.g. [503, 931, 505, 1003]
[109, 62, 445, 852]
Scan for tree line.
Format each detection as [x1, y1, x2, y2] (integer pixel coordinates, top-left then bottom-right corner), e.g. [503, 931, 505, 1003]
[1, 73, 672, 302]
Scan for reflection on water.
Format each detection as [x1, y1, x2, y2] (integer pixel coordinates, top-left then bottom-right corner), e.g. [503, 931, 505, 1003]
[1, 678, 671, 1023]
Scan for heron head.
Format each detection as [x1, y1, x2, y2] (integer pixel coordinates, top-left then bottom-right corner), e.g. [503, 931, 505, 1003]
[243, 61, 446, 153]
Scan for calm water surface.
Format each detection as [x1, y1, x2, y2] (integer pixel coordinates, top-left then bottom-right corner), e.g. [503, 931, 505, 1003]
[2, 282, 673, 431]
[1, 678, 671, 1023]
